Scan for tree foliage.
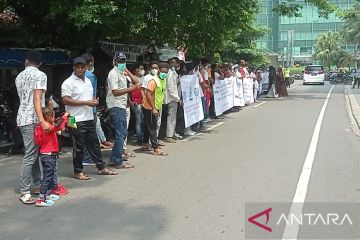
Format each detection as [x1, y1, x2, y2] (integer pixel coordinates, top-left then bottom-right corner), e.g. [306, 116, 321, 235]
[221, 24, 270, 67]
[0, 0, 259, 58]
[274, 0, 337, 18]
[341, 3, 360, 46]
[313, 32, 343, 70]
[337, 50, 354, 69]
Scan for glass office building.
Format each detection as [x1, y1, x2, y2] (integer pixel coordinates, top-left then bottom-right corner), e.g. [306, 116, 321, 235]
[256, 0, 356, 64]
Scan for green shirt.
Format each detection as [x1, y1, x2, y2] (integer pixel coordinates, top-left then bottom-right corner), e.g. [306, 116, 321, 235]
[284, 68, 290, 78]
[155, 78, 167, 110]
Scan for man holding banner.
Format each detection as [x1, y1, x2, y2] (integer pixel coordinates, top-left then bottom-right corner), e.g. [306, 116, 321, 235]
[180, 63, 204, 132]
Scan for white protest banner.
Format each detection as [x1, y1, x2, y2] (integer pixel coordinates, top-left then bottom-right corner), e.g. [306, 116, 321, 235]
[180, 75, 204, 128]
[234, 78, 245, 107]
[213, 77, 234, 116]
[243, 77, 254, 105]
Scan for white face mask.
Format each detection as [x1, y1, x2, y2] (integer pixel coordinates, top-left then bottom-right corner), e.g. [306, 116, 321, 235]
[139, 69, 145, 76]
[150, 69, 159, 76]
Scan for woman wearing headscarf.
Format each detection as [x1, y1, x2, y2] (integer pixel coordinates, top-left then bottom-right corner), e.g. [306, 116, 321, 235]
[276, 67, 289, 97]
[266, 66, 277, 98]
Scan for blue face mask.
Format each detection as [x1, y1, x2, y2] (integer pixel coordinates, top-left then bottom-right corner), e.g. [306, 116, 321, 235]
[117, 63, 126, 72]
[159, 72, 168, 80]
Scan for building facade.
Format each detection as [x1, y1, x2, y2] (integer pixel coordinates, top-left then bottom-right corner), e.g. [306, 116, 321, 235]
[256, 0, 356, 65]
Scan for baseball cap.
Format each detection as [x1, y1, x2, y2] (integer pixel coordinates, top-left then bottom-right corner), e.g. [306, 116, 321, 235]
[73, 57, 86, 65]
[114, 51, 127, 60]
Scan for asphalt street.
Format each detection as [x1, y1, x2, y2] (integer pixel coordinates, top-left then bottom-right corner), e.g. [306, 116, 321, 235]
[0, 80, 359, 240]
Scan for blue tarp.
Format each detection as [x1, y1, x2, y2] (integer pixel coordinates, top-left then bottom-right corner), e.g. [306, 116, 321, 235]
[0, 48, 72, 66]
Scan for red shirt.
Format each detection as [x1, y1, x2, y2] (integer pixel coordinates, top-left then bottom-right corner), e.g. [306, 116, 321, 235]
[131, 88, 143, 104]
[240, 67, 249, 79]
[35, 114, 69, 154]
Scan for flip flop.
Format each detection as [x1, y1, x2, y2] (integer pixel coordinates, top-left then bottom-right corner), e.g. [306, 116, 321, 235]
[113, 162, 135, 169]
[74, 172, 91, 180]
[98, 168, 119, 175]
[19, 194, 36, 205]
[124, 152, 136, 158]
[152, 150, 168, 156]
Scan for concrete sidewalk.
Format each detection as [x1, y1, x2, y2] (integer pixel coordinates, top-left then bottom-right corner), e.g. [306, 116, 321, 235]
[345, 86, 360, 136]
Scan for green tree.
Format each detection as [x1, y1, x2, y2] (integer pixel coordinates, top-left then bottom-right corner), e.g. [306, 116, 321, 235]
[313, 32, 343, 71]
[0, 0, 260, 58]
[338, 50, 354, 70]
[341, 3, 360, 46]
[274, 0, 337, 18]
[220, 24, 270, 67]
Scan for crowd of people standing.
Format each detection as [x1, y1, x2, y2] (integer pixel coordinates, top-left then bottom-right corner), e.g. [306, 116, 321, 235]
[15, 49, 288, 207]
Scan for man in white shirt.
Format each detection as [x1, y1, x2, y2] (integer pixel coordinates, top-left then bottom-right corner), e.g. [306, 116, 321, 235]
[106, 51, 140, 168]
[16, 50, 50, 204]
[164, 57, 181, 143]
[62, 57, 118, 180]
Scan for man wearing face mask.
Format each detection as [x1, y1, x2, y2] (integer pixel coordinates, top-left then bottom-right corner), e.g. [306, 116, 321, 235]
[141, 62, 168, 156]
[130, 64, 145, 143]
[81, 53, 113, 167]
[62, 57, 118, 180]
[106, 51, 140, 169]
[164, 57, 182, 143]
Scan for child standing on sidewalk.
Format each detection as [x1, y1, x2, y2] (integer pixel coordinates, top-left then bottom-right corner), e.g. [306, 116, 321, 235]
[34, 107, 69, 207]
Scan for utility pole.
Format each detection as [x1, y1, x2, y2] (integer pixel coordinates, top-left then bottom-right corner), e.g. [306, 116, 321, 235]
[287, 30, 291, 66]
[287, 30, 294, 67]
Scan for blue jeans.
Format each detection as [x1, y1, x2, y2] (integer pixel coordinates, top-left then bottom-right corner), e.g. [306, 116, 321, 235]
[39, 154, 57, 199]
[95, 116, 106, 142]
[109, 107, 127, 165]
[134, 104, 144, 140]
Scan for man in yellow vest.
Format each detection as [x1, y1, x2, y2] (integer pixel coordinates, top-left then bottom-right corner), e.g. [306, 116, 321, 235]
[142, 62, 169, 156]
[284, 66, 291, 88]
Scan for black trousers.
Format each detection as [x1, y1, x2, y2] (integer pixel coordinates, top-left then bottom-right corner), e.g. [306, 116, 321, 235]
[353, 78, 360, 88]
[142, 108, 159, 149]
[72, 120, 105, 173]
[209, 95, 216, 119]
[285, 77, 290, 87]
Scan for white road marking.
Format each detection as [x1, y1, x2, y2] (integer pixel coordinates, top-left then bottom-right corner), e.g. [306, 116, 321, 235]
[207, 121, 225, 131]
[282, 85, 335, 240]
[253, 101, 267, 108]
[182, 122, 224, 142]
